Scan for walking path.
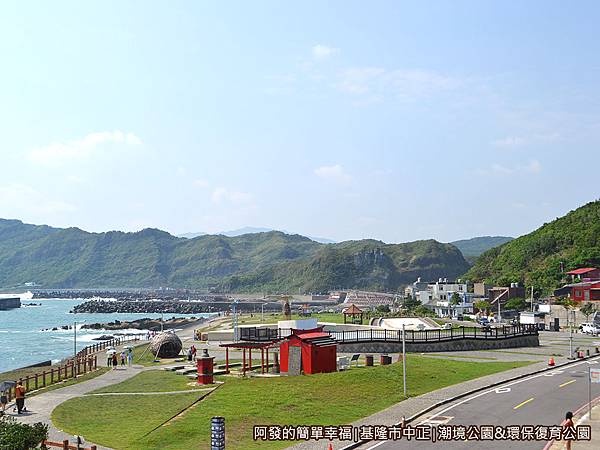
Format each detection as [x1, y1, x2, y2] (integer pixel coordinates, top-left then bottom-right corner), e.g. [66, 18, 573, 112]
[85, 387, 214, 396]
[10, 366, 144, 450]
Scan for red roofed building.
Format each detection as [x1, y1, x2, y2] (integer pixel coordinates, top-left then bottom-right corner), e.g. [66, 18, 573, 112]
[279, 327, 337, 375]
[566, 267, 600, 281]
[567, 282, 600, 302]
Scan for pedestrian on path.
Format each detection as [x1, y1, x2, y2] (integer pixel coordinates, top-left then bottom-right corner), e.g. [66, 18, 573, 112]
[112, 353, 118, 370]
[0, 389, 7, 415]
[128, 348, 133, 366]
[562, 411, 574, 450]
[120, 351, 126, 368]
[107, 353, 111, 367]
[15, 381, 25, 414]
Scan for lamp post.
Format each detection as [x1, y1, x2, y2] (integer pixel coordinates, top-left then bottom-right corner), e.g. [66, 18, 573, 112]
[402, 324, 407, 397]
[232, 299, 239, 341]
[74, 320, 85, 360]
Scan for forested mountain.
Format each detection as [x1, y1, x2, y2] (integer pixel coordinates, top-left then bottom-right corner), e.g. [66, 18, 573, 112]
[466, 200, 600, 293]
[0, 219, 469, 292]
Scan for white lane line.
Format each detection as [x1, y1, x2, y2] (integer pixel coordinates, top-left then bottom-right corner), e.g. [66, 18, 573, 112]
[365, 441, 386, 449]
[418, 356, 600, 425]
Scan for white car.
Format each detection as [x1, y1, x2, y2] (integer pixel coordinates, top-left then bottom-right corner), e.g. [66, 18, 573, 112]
[581, 323, 600, 335]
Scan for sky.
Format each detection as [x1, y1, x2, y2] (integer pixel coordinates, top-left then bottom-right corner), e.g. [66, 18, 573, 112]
[0, 1, 599, 244]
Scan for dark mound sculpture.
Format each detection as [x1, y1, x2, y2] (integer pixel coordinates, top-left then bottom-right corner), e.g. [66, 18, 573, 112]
[150, 332, 183, 358]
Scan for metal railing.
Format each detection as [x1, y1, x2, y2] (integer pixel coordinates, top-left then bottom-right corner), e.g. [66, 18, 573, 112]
[329, 324, 538, 343]
[239, 324, 538, 343]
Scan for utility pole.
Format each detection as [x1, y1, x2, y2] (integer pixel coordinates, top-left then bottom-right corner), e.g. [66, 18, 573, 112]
[402, 324, 407, 398]
[233, 299, 239, 341]
[569, 309, 574, 359]
[74, 321, 77, 360]
[531, 286, 534, 312]
[261, 303, 265, 323]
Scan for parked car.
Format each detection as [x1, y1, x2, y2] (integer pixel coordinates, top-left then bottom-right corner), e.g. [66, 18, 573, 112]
[581, 323, 600, 335]
[478, 317, 490, 326]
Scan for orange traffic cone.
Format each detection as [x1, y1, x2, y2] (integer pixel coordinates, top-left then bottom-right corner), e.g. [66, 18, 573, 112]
[548, 357, 555, 366]
[327, 444, 333, 450]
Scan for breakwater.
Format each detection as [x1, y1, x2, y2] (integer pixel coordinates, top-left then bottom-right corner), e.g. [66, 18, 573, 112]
[82, 316, 204, 331]
[33, 289, 231, 302]
[71, 299, 282, 314]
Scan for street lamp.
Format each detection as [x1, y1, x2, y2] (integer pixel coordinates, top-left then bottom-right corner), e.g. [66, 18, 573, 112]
[402, 324, 407, 398]
[232, 299, 239, 341]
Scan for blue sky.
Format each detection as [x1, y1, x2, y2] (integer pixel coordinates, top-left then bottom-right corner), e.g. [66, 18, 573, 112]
[0, 1, 599, 243]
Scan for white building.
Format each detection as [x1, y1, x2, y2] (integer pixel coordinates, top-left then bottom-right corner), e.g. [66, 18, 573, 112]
[433, 291, 474, 318]
[428, 278, 468, 301]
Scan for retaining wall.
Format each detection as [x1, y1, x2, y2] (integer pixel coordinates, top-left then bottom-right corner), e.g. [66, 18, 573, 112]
[337, 334, 539, 353]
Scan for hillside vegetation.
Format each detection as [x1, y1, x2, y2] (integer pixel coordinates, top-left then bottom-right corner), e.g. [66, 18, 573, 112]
[466, 200, 600, 293]
[0, 219, 469, 292]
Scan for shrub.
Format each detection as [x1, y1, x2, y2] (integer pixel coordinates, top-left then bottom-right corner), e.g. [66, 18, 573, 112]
[0, 416, 48, 450]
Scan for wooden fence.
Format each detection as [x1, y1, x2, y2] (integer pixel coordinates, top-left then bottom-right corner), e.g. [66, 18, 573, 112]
[3, 335, 142, 401]
[42, 439, 96, 450]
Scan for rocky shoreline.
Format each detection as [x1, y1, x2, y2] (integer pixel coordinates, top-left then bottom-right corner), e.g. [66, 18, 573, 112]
[82, 316, 205, 331]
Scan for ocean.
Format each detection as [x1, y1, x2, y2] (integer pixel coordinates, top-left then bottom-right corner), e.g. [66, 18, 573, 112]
[0, 298, 213, 373]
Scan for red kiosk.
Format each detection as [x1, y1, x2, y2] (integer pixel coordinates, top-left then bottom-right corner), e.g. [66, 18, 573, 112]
[280, 327, 337, 375]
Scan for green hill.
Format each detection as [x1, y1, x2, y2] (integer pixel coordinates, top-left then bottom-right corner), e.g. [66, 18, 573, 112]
[0, 219, 469, 292]
[466, 200, 600, 293]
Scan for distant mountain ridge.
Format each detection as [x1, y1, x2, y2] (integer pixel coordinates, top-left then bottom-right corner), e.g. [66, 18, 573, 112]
[450, 236, 514, 264]
[466, 200, 600, 293]
[178, 227, 336, 244]
[0, 218, 469, 292]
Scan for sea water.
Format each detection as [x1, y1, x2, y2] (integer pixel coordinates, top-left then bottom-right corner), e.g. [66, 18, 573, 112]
[0, 298, 213, 373]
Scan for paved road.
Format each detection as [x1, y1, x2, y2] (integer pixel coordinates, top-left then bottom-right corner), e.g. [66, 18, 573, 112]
[360, 356, 600, 450]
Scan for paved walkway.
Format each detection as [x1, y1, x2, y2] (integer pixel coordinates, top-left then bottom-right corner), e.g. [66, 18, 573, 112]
[9, 366, 144, 449]
[548, 396, 600, 450]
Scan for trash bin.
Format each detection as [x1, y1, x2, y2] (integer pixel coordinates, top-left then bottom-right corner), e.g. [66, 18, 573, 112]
[380, 355, 392, 365]
[365, 355, 374, 366]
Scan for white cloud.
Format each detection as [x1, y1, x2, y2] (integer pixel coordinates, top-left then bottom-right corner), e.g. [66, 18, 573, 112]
[211, 187, 253, 205]
[312, 44, 339, 60]
[193, 179, 210, 188]
[28, 130, 142, 165]
[0, 183, 76, 215]
[476, 159, 542, 176]
[314, 164, 353, 184]
[335, 67, 459, 100]
[492, 136, 526, 148]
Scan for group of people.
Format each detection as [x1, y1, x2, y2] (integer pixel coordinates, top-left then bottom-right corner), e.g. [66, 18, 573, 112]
[107, 347, 133, 369]
[0, 381, 26, 415]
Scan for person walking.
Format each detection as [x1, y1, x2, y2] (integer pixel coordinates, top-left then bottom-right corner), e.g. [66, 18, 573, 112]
[112, 352, 118, 370]
[562, 411, 574, 450]
[128, 348, 133, 366]
[120, 351, 126, 368]
[107, 353, 112, 368]
[190, 344, 197, 361]
[0, 389, 8, 415]
[15, 382, 25, 414]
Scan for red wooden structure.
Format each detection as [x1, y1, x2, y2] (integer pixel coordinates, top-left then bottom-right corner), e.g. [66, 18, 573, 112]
[280, 327, 337, 375]
[219, 341, 279, 375]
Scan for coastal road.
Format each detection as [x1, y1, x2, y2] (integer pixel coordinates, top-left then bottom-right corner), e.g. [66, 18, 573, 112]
[358, 356, 600, 450]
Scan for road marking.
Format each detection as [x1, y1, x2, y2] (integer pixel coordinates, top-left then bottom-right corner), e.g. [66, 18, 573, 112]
[365, 441, 386, 450]
[513, 398, 534, 410]
[418, 355, 600, 425]
[495, 387, 511, 393]
[587, 361, 598, 364]
[559, 379, 576, 388]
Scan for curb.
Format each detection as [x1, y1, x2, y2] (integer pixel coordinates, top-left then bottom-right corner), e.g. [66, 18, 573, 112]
[340, 353, 600, 450]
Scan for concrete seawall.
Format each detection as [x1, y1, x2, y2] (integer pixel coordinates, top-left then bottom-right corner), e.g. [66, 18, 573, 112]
[0, 297, 21, 310]
[338, 334, 539, 353]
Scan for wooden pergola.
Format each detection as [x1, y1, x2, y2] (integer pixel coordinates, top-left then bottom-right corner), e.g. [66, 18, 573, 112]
[343, 304, 364, 324]
[219, 341, 280, 376]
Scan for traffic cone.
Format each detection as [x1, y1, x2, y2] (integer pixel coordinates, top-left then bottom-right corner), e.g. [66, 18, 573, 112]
[548, 357, 555, 366]
[327, 444, 333, 450]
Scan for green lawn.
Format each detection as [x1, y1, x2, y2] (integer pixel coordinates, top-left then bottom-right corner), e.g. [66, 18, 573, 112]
[92, 370, 204, 394]
[52, 356, 532, 450]
[238, 312, 349, 325]
[29, 368, 110, 397]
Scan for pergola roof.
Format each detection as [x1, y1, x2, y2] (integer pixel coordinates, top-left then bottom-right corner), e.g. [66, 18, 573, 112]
[343, 304, 363, 314]
[567, 267, 597, 275]
[219, 341, 280, 349]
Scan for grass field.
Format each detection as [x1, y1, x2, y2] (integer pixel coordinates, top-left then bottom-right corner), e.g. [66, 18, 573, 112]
[237, 312, 348, 325]
[52, 356, 533, 450]
[92, 370, 204, 394]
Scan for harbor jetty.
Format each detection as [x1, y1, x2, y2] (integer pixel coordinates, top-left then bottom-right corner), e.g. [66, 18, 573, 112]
[0, 296, 21, 310]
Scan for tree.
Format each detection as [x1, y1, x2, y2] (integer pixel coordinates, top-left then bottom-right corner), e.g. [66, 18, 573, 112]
[505, 297, 528, 311]
[580, 302, 596, 322]
[376, 304, 391, 314]
[450, 292, 462, 307]
[556, 296, 577, 328]
[0, 416, 48, 450]
[402, 297, 421, 310]
[474, 300, 491, 313]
